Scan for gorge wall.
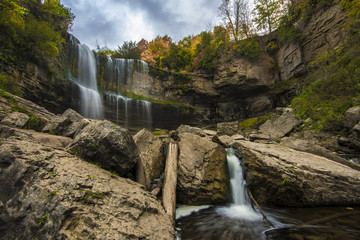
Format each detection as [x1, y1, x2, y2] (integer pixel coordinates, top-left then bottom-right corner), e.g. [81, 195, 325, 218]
[0, 1, 347, 127]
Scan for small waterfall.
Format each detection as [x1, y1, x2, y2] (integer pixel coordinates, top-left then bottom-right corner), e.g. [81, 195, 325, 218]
[217, 148, 261, 220]
[72, 44, 103, 119]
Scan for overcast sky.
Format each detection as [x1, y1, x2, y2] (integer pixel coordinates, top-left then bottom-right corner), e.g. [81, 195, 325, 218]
[61, 0, 222, 50]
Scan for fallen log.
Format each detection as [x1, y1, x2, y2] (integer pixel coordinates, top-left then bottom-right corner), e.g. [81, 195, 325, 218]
[247, 189, 275, 228]
[162, 142, 178, 223]
[151, 179, 163, 197]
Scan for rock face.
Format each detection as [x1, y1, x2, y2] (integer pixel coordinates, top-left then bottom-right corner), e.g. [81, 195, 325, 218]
[177, 131, 228, 205]
[232, 140, 360, 206]
[68, 120, 137, 178]
[42, 108, 90, 138]
[217, 121, 241, 136]
[1, 112, 29, 128]
[133, 129, 165, 190]
[257, 108, 302, 140]
[0, 125, 175, 240]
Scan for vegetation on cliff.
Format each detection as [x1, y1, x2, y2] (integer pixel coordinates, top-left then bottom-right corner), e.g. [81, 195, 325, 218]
[291, 0, 360, 132]
[0, 0, 74, 93]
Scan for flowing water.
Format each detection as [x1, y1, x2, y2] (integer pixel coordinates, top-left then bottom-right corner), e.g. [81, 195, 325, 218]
[68, 43, 199, 131]
[70, 44, 103, 119]
[176, 149, 360, 240]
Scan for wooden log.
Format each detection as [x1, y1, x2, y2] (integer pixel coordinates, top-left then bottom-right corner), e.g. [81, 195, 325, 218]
[162, 142, 178, 223]
[151, 179, 163, 197]
[247, 189, 276, 228]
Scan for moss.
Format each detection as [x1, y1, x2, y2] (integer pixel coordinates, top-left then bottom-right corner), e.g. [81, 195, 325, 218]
[121, 91, 197, 112]
[27, 114, 44, 132]
[153, 130, 167, 136]
[0, 74, 21, 96]
[239, 113, 273, 131]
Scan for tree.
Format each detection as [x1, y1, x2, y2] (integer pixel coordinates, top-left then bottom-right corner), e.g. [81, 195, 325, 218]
[253, 0, 283, 34]
[141, 35, 172, 67]
[112, 41, 141, 59]
[218, 0, 253, 41]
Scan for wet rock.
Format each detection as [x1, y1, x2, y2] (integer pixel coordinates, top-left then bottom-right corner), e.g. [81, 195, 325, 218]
[68, 120, 137, 178]
[217, 121, 240, 136]
[177, 133, 228, 205]
[43, 108, 90, 138]
[0, 128, 175, 240]
[233, 140, 360, 206]
[1, 112, 29, 128]
[133, 128, 165, 190]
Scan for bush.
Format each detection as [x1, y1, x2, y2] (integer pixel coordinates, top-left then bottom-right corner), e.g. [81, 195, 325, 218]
[277, 15, 301, 43]
[0, 73, 21, 95]
[233, 38, 263, 60]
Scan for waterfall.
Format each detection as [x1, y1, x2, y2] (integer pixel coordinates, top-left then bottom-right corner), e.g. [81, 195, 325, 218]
[72, 44, 103, 119]
[217, 148, 261, 220]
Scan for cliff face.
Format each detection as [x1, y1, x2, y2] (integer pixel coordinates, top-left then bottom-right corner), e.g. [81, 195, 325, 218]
[0, 33, 76, 114]
[112, 1, 346, 123]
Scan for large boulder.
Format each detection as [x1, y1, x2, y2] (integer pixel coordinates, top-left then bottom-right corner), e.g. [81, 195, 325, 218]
[176, 125, 206, 137]
[177, 132, 228, 205]
[42, 108, 90, 138]
[217, 121, 240, 136]
[232, 140, 360, 206]
[133, 128, 165, 190]
[1, 112, 29, 128]
[257, 108, 302, 140]
[0, 128, 175, 240]
[68, 120, 137, 178]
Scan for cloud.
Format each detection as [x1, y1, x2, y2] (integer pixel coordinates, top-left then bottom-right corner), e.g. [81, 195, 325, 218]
[62, 0, 221, 49]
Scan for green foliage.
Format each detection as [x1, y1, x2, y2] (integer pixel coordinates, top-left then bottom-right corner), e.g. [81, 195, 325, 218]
[291, 26, 360, 132]
[37, 214, 48, 226]
[239, 113, 273, 131]
[153, 130, 167, 136]
[0, 73, 21, 95]
[27, 114, 44, 132]
[112, 41, 141, 59]
[253, 0, 283, 33]
[0, 0, 74, 66]
[233, 38, 263, 60]
[277, 15, 301, 43]
[46, 190, 59, 197]
[23, 17, 64, 60]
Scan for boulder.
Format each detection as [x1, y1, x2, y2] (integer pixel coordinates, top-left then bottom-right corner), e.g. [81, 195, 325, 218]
[133, 128, 165, 190]
[258, 108, 302, 140]
[43, 108, 90, 138]
[1, 112, 29, 128]
[232, 140, 360, 206]
[0, 128, 175, 240]
[344, 107, 360, 129]
[176, 125, 206, 137]
[177, 133, 228, 205]
[68, 120, 137, 179]
[217, 121, 240, 136]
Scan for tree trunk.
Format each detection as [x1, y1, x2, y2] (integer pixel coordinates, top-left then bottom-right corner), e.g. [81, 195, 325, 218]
[162, 142, 178, 224]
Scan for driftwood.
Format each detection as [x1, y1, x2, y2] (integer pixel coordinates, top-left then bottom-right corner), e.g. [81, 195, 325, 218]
[151, 179, 163, 197]
[265, 210, 360, 235]
[162, 142, 178, 223]
[247, 189, 276, 228]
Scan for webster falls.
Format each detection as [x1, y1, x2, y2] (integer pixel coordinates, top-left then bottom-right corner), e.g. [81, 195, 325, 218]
[64, 42, 360, 240]
[68, 42, 197, 132]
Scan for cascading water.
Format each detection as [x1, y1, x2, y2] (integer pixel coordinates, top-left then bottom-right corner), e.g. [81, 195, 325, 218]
[72, 44, 103, 119]
[216, 148, 261, 220]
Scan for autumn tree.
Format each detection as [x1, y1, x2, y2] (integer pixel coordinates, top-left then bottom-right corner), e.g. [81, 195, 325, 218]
[218, 0, 253, 41]
[141, 35, 172, 67]
[253, 0, 283, 34]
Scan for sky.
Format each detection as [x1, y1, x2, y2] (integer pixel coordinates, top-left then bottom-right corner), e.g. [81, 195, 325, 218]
[61, 0, 222, 50]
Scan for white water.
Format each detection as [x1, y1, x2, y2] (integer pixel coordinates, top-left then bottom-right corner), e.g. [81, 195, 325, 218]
[217, 148, 261, 220]
[74, 44, 103, 119]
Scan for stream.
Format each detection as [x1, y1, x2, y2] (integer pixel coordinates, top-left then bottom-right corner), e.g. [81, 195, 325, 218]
[175, 149, 360, 240]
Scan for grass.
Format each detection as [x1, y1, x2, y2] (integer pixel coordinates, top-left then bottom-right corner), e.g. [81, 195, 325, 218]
[239, 113, 273, 131]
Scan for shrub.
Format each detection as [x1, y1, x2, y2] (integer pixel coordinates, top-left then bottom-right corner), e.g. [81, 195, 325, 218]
[233, 38, 263, 61]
